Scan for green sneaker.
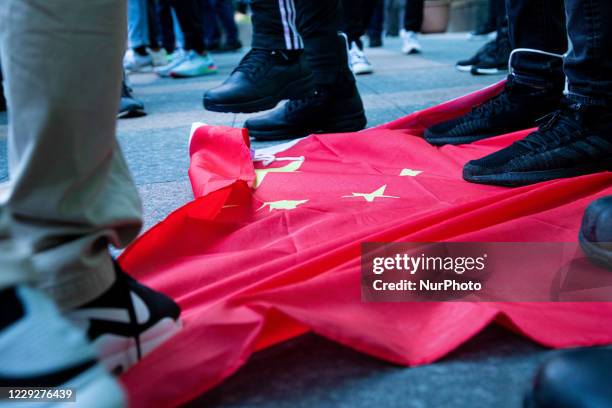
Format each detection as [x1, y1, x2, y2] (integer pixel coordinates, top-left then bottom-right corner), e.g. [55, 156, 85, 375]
[170, 51, 217, 78]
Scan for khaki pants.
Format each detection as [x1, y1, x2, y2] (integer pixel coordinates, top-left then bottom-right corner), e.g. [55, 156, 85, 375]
[0, 0, 142, 310]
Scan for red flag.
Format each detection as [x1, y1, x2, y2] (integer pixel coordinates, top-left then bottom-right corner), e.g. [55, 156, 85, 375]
[119, 81, 612, 407]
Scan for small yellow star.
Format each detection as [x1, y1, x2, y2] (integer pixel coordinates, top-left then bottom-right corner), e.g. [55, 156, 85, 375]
[342, 185, 399, 202]
[258, 199, 309, 212]
[254, 160, 303, 189]
[400, 168, 422, 177]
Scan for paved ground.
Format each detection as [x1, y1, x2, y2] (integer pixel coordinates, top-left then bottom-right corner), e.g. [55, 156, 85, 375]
[0, 34, 562, 408]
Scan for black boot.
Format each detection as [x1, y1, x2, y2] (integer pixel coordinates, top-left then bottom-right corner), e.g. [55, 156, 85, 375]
[245, 81, 366, 141]
[579, 196, 612, 269]
[456, 39, 497, 72]
[471, 24, 511, 75]
[424, 76, 563, 146]
[463, 101, 612, 186]
[524, 348, 612, 408]
[203, 49, 314, 113]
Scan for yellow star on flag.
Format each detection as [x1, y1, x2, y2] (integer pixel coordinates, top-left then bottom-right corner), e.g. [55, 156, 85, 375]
[254, 160, 303, 189]
[400, 168, 422, 177]
[258, 199, 309, 212]
[342, 185, 399, 202]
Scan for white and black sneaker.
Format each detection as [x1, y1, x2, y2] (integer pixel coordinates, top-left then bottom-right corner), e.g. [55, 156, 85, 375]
[67, 262, 182, 375]
[349, 42, 374, 75]
[0, 286, 126, 407]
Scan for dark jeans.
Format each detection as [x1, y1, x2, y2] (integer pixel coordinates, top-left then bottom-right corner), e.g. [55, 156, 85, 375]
[340, 0, 379, 47]
[203, 0, 239, 47]
[153, 0, 177, 53]
[250, 0, 351, 85]
[507, 0, 612, 105]
[171, 0, 206, 52]
[404, 0, 424, 32]
[367, 0, 384, 41]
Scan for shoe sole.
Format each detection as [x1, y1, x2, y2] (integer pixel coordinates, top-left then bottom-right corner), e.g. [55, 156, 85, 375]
[471, 67, 507, 75]
[463, 157, 612, 187]
[117, 108, 146, 119]
[352, 67, 374, 75]
[579, 231, 612, 271]
[424, 132, 500, 146]
[170, 69, 218, 78]
[203, 73, 315, 114]
[0, 364, 126, 408]
[402, 48, 421, 55]
[248, 110, 367, 141]
[94, 317, 182, 375]
[455, 64, 473, 72]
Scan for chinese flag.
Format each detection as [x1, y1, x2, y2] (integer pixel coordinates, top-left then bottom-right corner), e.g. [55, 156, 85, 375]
[119, 81, 612, 407]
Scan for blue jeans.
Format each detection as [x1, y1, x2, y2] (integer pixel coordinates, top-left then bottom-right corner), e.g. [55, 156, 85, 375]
[128, 0, 150, 49]
[508, 0, 612, 106]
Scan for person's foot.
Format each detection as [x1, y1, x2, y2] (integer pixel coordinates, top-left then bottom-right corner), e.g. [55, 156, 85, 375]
[0, 286, 126, 407]
[369, 36, 383, 48]
[149, 48, 169, 67]
[579, 196, 612, 270]
[218, 40, 243, 52]
[463, 101, 612, 186]
[169, 51, 217, 78]
[349, 42, 374, 75]
[244, 82, 367, 141]
[66, 261, 182, 375]
[0, 83, 5, 112]
[203, 49, 314, 113]
[524, 348, 612, 408]
[118, 80, 146, 119]
[400, 29, 422, 54]
[123, 49, 153, 72]
[456, 39, 496, 72]
[470, 40, 510, 75]
[424, 78, 563, 145]
[155, 50, 188, 78]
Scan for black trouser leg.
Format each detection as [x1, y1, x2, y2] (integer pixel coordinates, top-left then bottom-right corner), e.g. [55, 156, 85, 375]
[403, 0, 424, 32]
[564, 0, 612, 106]
[294, 0, 352, 86]
[171, 0, 206, 52]
[251, 0, 303, 50]
[367, 0, 384, 40]
[341, 0, 379, 47]
[506, 0, 566, 89]
[155, 0, 176, 53]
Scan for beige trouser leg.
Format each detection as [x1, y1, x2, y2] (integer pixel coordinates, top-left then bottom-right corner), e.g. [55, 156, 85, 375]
[0, 0, 143, 310]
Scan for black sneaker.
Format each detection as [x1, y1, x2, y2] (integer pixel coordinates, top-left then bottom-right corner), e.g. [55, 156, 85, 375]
[456, 39, 496, 72]
[463, 101, 612, 186]
[203, 48, 314, 113]
[118, 80, 146, 119]
[217, 40, 243, 52]
[245, 82, 367, 141]
[0, 286, 126, 406]
[67, 261, 182, 375]
[424, 78, 563, 145]
[579, 196, 612, 270]
[524, 348, 612, 408]
[470, 31, 510, 75]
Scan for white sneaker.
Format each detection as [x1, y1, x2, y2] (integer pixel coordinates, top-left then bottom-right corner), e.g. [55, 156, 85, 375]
[148, 48, 169, 67]
[349, 42, 374, 75]
[123, 49, 153, 72]
[168, 51, 218, 78]
[154, 49, 188, 78]
[400, 29, 422, 54]
[0, 286, 126, 407]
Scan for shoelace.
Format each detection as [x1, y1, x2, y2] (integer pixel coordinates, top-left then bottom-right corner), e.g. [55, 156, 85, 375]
[516, 107, 582, 151]
[234, 49, 275, 78]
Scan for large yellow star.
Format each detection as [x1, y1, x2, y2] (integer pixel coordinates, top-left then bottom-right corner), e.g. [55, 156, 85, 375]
[258, 199, 309, 212]
[254, 160, 303, 189]
[400, 168, 422, 177]
[342, 185, 399, 202]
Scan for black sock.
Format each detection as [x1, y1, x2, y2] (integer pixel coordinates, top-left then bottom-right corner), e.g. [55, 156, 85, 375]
[134, 46, 148, 56]
[0, 287, 24, 331]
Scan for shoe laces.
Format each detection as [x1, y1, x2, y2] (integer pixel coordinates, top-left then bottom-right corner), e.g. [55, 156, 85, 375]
[469, 88, 516, 119]
[516, 105, 582, 151]
[234, 49, 276, 78]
